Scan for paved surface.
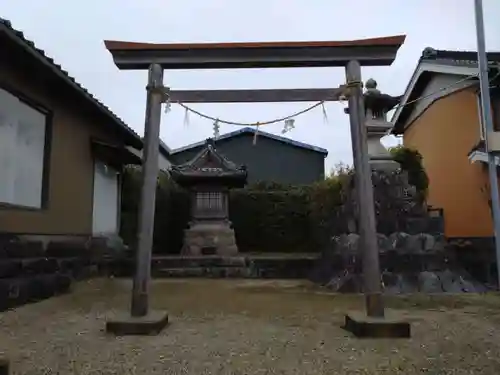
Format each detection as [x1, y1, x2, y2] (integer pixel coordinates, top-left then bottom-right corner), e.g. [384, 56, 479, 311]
[2, 278, 500, 374]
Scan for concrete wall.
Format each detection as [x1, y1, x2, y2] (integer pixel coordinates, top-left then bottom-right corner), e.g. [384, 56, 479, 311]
[403, 88, 493, 238]
[172, 133, 326, 185]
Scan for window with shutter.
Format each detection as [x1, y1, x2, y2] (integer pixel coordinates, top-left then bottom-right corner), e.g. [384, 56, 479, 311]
[0, 87, 48, 208]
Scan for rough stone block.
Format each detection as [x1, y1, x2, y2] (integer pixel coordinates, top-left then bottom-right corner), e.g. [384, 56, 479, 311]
[418, 271, 443, 293]
[28, 275, 56, 300]
[46, 241, 87, 258]
[1, 279, 30, 308]
[57, 257, 86, 278]
[21, 258, 59, 275]
[55, 274, 72, 294]
[0, 245, 7, 260]
[0, 281, 9, 311]
[106, 311, 169, 336]
[0, 260, 22, 279]
[343, 310, 411, 338]
[57, 257, 78, 272]
[4, 241, 44, 258]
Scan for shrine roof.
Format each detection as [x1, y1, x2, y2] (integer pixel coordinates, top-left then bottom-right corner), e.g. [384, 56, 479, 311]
[179, 141, 239, 169]
[171, 127, 328, 156]
[170, 140, 247, 185]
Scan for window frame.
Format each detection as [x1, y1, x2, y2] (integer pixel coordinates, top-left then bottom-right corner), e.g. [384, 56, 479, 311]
[491, 87, 500, 132]
[0, 83, 52, 211]
[476, 86, 500, 140]
[196, 191, 223, 211]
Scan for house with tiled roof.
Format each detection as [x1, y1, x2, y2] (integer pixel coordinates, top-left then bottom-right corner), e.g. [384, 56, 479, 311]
[170, 127, 328, 185]
[391, 47, 500, 241]
[0, 18, 172, 242]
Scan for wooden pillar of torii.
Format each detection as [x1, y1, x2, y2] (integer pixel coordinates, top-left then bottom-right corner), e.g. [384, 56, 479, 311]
[103, 35, 406, 335]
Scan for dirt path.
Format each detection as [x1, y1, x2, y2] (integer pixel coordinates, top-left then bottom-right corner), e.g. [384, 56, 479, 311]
[2, 278, 500, 374]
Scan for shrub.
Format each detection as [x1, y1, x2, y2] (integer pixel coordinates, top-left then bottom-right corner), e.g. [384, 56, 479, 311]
[389, 145, 429, 202]
[119, 167, 189, 254]
[230, 188, 314, 253]
[120, 147, 428, 254]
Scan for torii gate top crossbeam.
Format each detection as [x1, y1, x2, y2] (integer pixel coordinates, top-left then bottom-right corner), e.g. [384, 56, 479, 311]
[104, 35, 405, 70]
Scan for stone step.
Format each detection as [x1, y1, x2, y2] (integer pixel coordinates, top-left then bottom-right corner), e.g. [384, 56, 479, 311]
[111, 255, 320, 279]
[153, 267, 251, 278]
[151, 256, 248, 269]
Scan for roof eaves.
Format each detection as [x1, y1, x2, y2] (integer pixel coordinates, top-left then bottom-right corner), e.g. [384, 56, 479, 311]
[0, 17, 172, 157]
[424, 49, 500, 66]
[390, 48, 492, 135]
[0, 18, 144, 148]
[170, 127, 329, 156]
[158, 139, 172, 158]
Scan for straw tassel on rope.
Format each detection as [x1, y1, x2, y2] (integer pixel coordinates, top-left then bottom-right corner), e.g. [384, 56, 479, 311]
[183, 106, 190, 127]
[163, 86, 172, 113]
[253, 123, 260, 145]
[281, 118, 295, 134]
[164, 97, 172, 114]
[213, 118, 220, 139]
[321, 102, 329, 124]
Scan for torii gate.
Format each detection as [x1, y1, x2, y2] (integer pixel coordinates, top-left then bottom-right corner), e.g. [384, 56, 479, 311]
[103, 35, 407, 336]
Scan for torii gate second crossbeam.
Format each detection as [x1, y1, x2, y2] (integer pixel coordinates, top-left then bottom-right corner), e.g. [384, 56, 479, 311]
[103, 35, 406, 336]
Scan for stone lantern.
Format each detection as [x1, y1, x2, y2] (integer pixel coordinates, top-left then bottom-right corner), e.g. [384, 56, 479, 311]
[363, 78, 402, 171]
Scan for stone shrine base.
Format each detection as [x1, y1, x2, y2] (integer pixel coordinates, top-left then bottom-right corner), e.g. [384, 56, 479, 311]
[182, 221, 239, 256]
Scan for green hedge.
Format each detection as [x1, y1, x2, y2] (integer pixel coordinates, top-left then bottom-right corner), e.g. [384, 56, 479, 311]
[119, 147, 428, 254]
[389, 145, 429, 203]
[120, 167, 190, 254]
[119, 170, 346, 254]
[229, 189, 313, 253]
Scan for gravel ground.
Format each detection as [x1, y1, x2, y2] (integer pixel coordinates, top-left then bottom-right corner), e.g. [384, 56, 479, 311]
[2, 278, 500, 374]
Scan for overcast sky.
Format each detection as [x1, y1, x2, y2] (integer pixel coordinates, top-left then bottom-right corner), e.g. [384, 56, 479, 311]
[3, 0, 500, 172]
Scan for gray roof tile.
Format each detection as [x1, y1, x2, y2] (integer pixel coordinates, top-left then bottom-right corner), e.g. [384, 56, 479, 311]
[0, 17, 171, 156]
[420, 47, 500, 67]
[171, 127, 328, 155]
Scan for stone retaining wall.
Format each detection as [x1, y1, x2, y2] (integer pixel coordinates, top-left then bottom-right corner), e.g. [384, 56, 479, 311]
[310, 232, 490, 293]
[0, 236, 117, 312]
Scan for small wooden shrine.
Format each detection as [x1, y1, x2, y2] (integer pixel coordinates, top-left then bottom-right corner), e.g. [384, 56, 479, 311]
[169, 139, 248, 255]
